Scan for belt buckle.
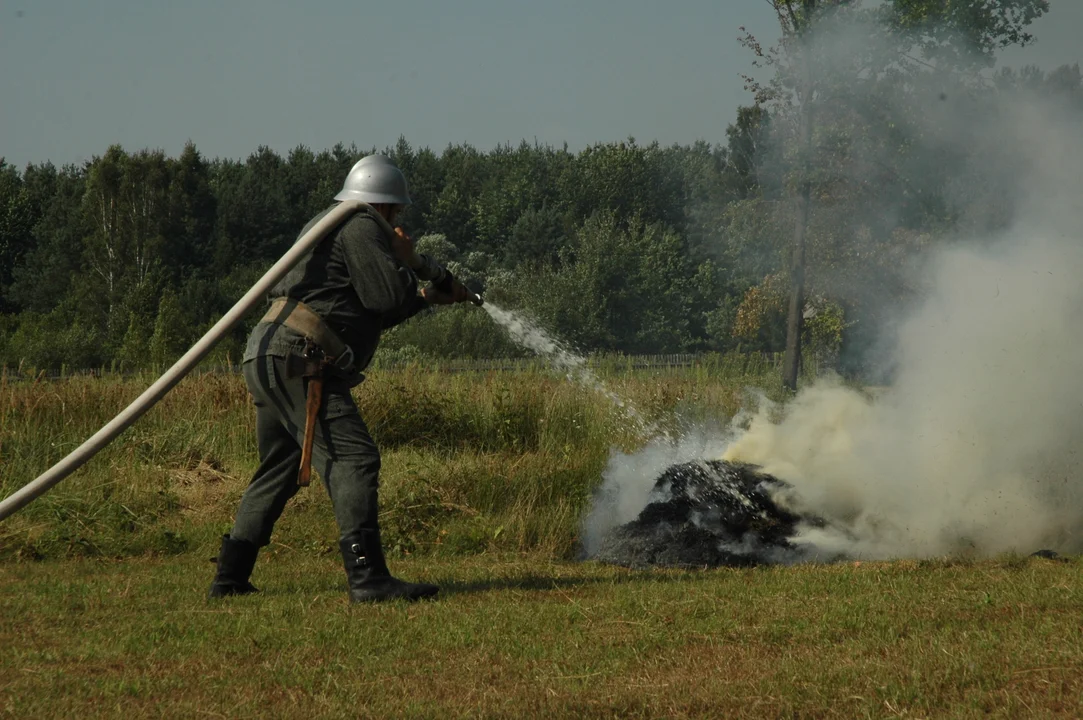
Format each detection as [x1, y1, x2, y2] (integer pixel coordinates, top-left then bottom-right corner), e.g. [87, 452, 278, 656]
[334, 345, 355, 372]
[301, 338, 320, 359]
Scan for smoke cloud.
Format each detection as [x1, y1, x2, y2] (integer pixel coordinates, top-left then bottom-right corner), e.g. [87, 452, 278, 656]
[725, 98, 1083, 559]
[583, 11, 1083, 562]
[580, 429, 732, 558]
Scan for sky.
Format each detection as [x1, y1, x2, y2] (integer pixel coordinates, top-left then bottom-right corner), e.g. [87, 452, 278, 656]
[2, 0, 1081, 169]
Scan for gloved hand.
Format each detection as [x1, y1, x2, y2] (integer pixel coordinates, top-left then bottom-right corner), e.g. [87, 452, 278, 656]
[393, 226, 477, 305]
[422, 276, 473, 305]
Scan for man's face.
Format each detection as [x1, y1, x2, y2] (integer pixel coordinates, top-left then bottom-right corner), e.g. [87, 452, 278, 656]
[373, 203, 401, 224]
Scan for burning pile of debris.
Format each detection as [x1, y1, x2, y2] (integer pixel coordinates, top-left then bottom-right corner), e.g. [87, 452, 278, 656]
[591, 460, 846, 569]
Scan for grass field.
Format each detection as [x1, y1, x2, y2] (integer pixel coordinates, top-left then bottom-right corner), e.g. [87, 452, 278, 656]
[4, 553, 1081, 718]
[3, 360, 1082, 717]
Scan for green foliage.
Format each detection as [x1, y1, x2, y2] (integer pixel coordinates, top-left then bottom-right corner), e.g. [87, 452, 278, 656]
[414, 233, 459, 265]
[803, 298, 848, 364]
[509, 211, 700, 353]
[0, 308, 106, 372]
[0, 0, 1072, 377]
[562, 139, 685, 232]
[149, 291, 190, 367]
[7, 162, 86, 314]
[0, 162, 37, 312]
[502, 203, 569, 268]
[2, 128, 803, 369]
[378, 304, 529, 362]
[884, 0, 1049, 69]
[116, 312, 151, 371]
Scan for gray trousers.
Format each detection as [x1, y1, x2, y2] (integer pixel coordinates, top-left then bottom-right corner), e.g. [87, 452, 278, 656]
[230, 355, 381, 547]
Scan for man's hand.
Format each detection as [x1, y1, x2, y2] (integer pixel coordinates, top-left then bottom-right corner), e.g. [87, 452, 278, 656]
[392, 227, 423, 269]
[422, 278, 473, 305]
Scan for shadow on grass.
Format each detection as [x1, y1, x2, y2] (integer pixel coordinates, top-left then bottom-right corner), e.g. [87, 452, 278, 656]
[436, 565, 727, 597]
[433, 551, 1079, 596]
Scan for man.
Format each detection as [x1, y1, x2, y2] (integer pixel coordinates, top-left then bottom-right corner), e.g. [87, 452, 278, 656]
[207, 154, 472, 603]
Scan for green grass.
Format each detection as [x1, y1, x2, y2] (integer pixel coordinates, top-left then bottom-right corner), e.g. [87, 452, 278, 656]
[7, 361, 1075, 717]
[3, 552, 1081, 718]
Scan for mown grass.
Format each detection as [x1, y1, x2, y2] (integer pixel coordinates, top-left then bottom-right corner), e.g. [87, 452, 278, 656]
[2, 552, 1081, 718]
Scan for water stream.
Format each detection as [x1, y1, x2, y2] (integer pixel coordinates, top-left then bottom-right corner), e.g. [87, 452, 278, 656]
[482, 302, 649, 433]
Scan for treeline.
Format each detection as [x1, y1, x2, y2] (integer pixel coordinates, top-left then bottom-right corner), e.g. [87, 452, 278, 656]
[1, 61, 1081, 376]
[0, 127, 775, 371]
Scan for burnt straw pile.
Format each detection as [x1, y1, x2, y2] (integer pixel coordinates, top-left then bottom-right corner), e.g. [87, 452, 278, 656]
[591, 460, 847, 568]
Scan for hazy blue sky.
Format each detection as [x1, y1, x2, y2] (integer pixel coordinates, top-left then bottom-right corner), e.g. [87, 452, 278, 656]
[2, 1, 1080, 168]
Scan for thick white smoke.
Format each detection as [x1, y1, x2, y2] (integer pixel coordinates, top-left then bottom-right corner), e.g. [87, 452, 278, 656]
[580, 429, 732, 558]
[724, 99, 1083, 559]
[583, 17, 1083, 562]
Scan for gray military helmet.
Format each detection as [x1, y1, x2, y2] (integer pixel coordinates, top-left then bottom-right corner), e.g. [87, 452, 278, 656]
[334, 154, 412, 205]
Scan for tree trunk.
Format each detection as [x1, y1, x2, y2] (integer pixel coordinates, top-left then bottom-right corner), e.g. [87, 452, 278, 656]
[782, 175, 811, 391]
[782, 1, 815, 393]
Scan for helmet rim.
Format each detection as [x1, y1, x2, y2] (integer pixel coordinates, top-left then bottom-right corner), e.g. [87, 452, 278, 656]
[336, 154, 412, 205]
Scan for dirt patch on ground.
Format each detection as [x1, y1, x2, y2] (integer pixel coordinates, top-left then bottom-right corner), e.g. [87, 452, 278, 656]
[169, 456, 242, 516]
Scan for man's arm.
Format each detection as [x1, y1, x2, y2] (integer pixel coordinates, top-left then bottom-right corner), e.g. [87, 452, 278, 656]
[340, 215, 425, 321]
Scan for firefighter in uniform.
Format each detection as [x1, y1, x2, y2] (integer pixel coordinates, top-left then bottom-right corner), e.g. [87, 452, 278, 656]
[207, 154, 472, 603]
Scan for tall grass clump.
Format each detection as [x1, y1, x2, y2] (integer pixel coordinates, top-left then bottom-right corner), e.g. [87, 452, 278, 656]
[0, 359, 786, 561]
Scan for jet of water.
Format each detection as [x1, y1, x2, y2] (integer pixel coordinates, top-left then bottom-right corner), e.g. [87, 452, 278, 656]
[482, 302, 650, 433]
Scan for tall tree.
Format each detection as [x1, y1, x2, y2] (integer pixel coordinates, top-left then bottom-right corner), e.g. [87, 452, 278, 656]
[7, 163, 87, 314]
[507, 210, 698, 353]
[82, 145, 128, 312]
[780, 0, 817, 392]
[744, 0, 1049, 389]
[426, 143, 484, 251]
[165, 141, 217, 274]
[0, 162, 36, 312]
[211, 146, 292, 271]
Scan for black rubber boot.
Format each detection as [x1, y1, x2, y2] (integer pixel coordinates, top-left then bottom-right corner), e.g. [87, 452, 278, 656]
[340, 530, 439, 603]
[207, 534, 261, 599]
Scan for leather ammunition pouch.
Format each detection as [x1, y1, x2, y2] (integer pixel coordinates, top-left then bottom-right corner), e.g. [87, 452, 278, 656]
[260, 297, 355, 374]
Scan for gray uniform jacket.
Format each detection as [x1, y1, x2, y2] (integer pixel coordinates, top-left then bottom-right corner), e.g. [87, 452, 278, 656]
[242, 203, 429, 384]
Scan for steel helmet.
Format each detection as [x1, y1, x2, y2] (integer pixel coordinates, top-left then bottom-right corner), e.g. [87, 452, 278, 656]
[334, 154, 412, 205]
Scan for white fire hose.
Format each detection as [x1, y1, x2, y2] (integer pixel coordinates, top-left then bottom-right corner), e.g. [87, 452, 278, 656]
[0, 199, 476, 521]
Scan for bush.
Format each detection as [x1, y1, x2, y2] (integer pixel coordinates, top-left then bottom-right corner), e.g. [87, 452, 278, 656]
[378, 304, 528, 360]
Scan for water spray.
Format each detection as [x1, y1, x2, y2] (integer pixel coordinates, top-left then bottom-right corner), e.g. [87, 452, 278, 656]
[481, 303, 651, 435]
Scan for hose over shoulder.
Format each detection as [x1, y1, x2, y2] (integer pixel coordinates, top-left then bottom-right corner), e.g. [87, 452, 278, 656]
[0, 200, 366, 522]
